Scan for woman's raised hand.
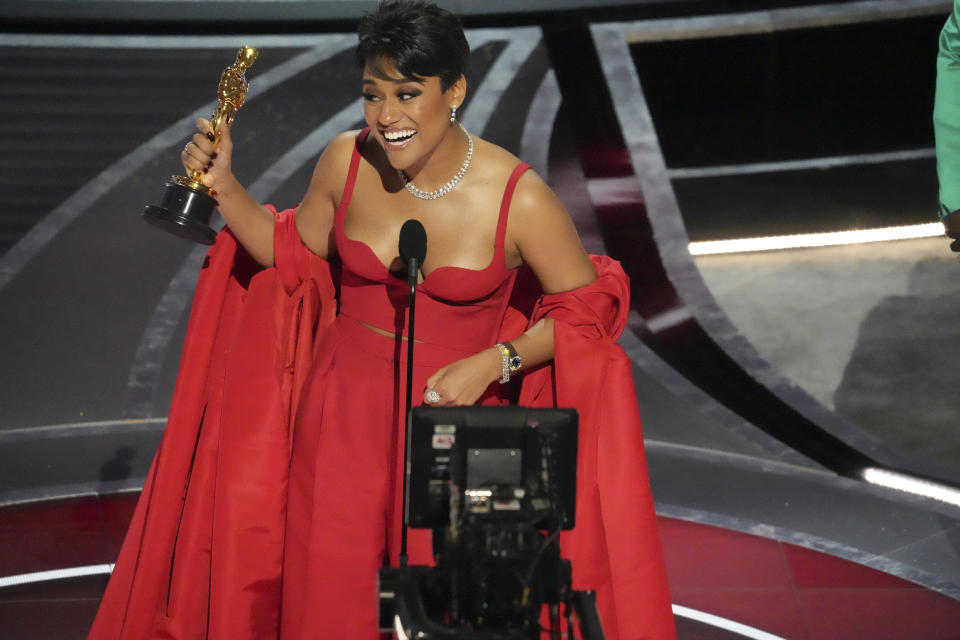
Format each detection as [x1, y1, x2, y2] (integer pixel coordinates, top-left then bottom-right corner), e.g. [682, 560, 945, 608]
[181, 117, 234, 191]
[176, 116, 277, 266]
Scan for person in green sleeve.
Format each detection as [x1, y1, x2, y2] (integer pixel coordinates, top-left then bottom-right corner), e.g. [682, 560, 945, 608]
[935, 0, 960, 250]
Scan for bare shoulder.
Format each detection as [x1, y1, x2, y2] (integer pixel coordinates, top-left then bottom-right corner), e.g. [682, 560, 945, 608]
[301, 130, 360, 209]
[295, 129, 361, 257]
[472, 137, 555, 207]
[327, 129, 362, 157]
[313, 129, 361, 193]
[513, 169, 558, 210]
[472, 136, 524, 176]
[510, 167, 570, 235]
[478, 142, 595, 292]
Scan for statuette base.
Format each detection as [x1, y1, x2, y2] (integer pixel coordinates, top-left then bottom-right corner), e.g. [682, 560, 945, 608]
[142, 178, 218, 245]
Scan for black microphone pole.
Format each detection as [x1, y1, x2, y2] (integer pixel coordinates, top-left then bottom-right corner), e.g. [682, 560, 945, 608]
[397, 219, 426, 568]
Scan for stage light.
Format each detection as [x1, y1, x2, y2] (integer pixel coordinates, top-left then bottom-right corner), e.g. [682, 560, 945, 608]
[393, 614, 410, 640]
[671, 604, 788, 640]
[688, 222, 944, 256]
[0, 563, 113, 588]
[862, 468, 960, 508]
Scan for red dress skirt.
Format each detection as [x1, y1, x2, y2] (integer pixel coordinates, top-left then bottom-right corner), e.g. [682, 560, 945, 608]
[280, 315, 508, 638]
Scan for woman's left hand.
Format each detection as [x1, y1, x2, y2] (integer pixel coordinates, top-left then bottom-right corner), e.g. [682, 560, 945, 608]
[424, 347, 502, 406]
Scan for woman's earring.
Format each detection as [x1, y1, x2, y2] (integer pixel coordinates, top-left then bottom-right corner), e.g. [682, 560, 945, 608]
[450, 105, 458, 123]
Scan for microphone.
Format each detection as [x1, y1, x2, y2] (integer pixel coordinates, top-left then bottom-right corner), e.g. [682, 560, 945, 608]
[398, 219, 426, 568]
[399, 219, 427, 286]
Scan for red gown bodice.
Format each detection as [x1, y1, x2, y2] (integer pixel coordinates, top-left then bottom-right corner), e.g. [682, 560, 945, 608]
[335, 128, 528, 353]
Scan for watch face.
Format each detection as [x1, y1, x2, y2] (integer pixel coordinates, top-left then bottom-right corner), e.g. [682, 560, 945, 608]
[508, 355, 522, 371]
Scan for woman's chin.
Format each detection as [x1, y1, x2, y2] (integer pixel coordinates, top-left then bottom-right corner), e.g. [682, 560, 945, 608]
[385, 149, 418, 174]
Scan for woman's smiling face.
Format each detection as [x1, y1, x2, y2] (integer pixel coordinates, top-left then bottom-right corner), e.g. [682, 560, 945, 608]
[362, 57, 463, 172]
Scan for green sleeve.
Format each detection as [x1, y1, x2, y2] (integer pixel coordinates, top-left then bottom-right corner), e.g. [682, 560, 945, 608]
[935, 0, 960, 217]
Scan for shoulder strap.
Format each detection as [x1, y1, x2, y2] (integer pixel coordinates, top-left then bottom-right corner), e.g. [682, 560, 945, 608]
[495, 162, 530, 249]
[335, 128, 370, 226]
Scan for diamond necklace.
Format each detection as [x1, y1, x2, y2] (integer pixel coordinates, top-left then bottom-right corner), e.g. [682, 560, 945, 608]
[397, 122, 473, 201]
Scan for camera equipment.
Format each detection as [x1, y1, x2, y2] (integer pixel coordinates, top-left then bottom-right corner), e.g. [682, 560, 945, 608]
[379, 406, 606, 639]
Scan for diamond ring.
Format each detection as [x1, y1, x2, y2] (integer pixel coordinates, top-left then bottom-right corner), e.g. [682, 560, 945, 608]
[424, 389, 441, 404]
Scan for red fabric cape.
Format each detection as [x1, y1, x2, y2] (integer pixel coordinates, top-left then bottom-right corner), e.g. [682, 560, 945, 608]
[89, 210, 335, 639]
[89, 210, 674, 640]
[518, 257, 675, 640]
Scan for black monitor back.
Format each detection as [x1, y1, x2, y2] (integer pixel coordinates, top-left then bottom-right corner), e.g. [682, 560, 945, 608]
[407, 406, 578, 531]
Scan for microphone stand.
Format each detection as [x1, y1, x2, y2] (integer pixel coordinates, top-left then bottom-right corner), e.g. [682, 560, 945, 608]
[399, 251, 418, 568]
[397, 218, 426, 568]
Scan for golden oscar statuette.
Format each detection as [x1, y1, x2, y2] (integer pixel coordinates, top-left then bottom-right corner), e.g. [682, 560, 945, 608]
[142, 46, 259, 244]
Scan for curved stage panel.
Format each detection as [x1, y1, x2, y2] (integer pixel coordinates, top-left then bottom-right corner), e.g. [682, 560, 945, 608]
[0, 0, 869, 28]
[2, 1, 960, 638]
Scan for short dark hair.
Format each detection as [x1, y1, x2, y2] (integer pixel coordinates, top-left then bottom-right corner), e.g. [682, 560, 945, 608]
[356, 0, 469, 92]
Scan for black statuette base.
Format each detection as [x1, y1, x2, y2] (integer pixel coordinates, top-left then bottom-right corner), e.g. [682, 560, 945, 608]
[142, 179, 218, 245]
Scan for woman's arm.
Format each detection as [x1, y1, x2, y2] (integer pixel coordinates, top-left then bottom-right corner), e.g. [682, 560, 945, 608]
[500, 170, 596, 368]
[183, 121, 350, 265]
[424, 171, 596, 406]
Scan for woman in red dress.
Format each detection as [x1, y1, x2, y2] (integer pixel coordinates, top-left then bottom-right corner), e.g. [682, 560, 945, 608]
[89, 2, 675, 638]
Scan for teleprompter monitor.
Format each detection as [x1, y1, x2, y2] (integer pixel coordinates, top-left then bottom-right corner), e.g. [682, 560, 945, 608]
[407, 406, 578, 531]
